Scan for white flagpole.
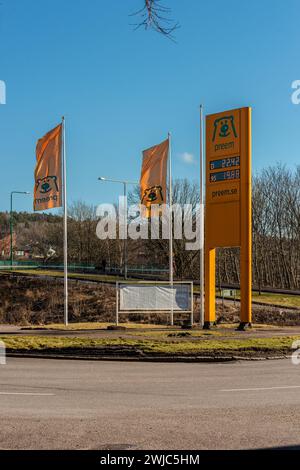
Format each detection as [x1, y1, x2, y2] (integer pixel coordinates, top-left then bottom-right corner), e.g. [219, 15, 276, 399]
[62, 116, 68, 326]
[168, 132, 174, 326]
[199, 105, 205, 328]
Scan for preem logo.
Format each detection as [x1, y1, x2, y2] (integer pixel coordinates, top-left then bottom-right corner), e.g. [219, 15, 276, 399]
[291, 80, 300, 105]
[212, 115, 237, 141]
[36, 176, 59, 195]
[141, 185, 164, 205]
[0, 80, 6, 105]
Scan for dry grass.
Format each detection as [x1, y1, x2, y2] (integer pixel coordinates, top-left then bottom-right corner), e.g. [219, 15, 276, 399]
[219, 289, 300, 308]
[1, 334, 299, 356]
[6, 270, 300, 308]
[1, 273, 300, 327]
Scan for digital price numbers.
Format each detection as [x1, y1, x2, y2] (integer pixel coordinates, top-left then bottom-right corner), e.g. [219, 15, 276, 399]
[209, 156, 240, 184]
[210, 169, 240, 183]
[210, 156, 240, 170]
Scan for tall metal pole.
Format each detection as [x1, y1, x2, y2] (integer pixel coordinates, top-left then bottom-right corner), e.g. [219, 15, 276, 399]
[10, 193, 13, 268]
[123, 182, 127, 280]
[168, 132, 174, 326]
[199, 105, 205, 328]
[62, 116, 68, 326]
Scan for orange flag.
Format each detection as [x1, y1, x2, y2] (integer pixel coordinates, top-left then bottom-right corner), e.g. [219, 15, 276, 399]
[34, 124, 62, 211]
[140, 138, 169, 216]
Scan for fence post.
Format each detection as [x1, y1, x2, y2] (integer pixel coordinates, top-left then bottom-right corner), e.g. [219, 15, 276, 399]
[190, 282, 194, 326]
[116, 282, 119, 326]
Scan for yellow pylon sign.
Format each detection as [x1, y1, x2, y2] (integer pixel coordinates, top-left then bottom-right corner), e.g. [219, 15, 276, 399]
[205, 107, 252, 329]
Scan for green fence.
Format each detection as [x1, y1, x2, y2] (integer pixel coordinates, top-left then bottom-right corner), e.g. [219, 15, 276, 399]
[0, 261, 168, 275]
[0, 260, 38, 267]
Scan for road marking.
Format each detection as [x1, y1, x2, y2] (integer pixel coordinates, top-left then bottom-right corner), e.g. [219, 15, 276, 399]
[221, 385, 300, 392]
[0, 392, 55, 396]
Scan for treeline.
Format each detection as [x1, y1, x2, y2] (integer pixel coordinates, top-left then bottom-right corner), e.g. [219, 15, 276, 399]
[1, 164, 300, 290]
[0, 212, 60, 225]
[0, 212, 61, 239]
[217, 164, 300, 290]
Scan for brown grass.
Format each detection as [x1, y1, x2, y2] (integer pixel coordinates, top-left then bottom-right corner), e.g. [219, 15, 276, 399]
[1, 274, 300, 327]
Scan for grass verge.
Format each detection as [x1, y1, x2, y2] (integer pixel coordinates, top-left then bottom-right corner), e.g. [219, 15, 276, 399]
[1, 334, 298, 356]
[219, 289, 300, 308]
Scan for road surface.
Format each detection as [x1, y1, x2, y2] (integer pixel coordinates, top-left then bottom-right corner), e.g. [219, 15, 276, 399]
[0, 358, 300, 450]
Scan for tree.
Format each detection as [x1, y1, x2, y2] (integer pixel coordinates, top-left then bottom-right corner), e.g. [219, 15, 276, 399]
[132, 0, 179, 40]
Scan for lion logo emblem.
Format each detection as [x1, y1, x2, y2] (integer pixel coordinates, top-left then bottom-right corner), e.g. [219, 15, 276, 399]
[212, 115, 237, 142]
[141, 185, 164, 205]
[36, 176, 59, 195]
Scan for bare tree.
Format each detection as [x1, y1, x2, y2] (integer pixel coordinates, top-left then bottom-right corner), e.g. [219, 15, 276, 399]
[132, 0, 179, 40]
[7, 164, 300, 290]
[128, 178, 200, 279]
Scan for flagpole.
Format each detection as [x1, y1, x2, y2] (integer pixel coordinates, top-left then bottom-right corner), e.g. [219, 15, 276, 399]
[168, 132, 174, 327]
[62, 116, 68, 326]
[199, 105, 205, 328]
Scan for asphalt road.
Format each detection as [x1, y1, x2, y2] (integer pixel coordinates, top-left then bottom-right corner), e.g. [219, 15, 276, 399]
[1, 358, 300, 450]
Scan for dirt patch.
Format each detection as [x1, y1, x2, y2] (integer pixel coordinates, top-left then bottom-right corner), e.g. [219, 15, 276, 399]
[0, 275, 191, 325]
[0, 275, 116, 324]
[1, 273, 300, 326]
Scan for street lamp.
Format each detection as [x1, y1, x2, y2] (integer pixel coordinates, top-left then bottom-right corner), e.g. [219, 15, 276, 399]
[98, 177, 138, 279]
[10, 191, 30, 268]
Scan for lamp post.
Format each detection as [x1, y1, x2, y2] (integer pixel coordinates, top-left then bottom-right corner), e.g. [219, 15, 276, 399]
[98, 177, 138, 279]
[10, 191, 30, 268]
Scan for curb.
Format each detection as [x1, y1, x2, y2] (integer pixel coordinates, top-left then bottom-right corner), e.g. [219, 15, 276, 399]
[6, 352, 289, 363]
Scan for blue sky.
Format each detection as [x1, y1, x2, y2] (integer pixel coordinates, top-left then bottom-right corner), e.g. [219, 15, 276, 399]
[0, 0, 299, 212]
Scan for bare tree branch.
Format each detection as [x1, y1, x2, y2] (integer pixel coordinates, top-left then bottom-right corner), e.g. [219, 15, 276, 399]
[131, 0, 180, 41]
